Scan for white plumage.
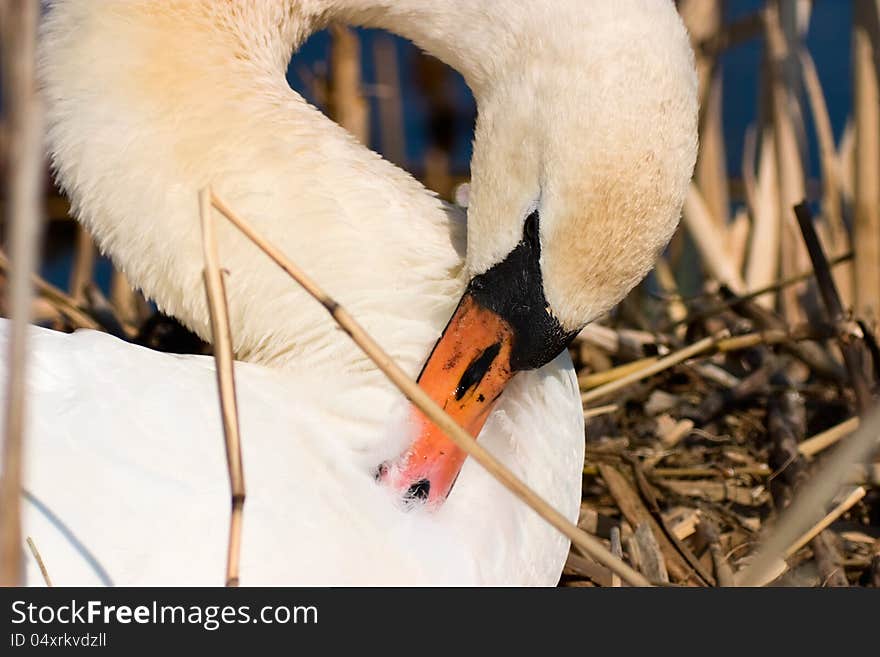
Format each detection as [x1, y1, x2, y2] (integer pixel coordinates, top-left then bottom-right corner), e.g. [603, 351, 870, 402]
[9, 323, 582, 585]
[8, 0, 697, 585]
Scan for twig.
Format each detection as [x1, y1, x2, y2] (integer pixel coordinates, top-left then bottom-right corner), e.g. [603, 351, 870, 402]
[582, 404, 618, 420]
[738, 400, 880, 586]
[658, 419, 694, 448]
[799, 417, 860, 458]
[610, 526, 622, 588]
[597, 463, 698, 585]
[813, 530, 849, 587]
[564, 552, 614, 587]
[633, 522, 669, 584]
[68, 227, 96, 305]
[0, 248, 100, 330]
[199, 190, 246, 587]
[698, 10, 764, 58]
[0, 0, 44, 587]
[372, 34, 406, 166]
[783, 486, 867, 559]
[744, 487, 866, 587]
[665, 252, 853, 331]
[111, 270, 148, 328]
[329, 24, 369, 144]
[799, 48, 848, 273]
[207, 190, 650, 587]
[581, 334, 721, 405]
[765, 2, 811, 324]
[682, 183, 746, 293]
[25, 536, 52, 587]
[653, 258, 688, 331]
[853, 0, 880, 326]
[582, 328, 828, 407]
[745, 125, 781, 302]
[794, 201, 874, 412]
[696, 518, 734, 587]
[721, 287, 847, 383]
[578, 357, 658, 390]
[626, 454, 715, 585]
[870, 542, 880, 587]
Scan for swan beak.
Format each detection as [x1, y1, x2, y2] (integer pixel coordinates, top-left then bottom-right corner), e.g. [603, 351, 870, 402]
[379, 218, 580, 506]
[379, 291, 517, 506]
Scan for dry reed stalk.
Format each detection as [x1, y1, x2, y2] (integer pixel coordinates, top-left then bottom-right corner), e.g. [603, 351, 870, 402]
[799, 417, 860, 458]
[68, 226, 96, 305]
[714, 327, 816, 352]
[582, 326, 830, 408]
[699, 519, 735, 587]
[679, 0, 722, 103]
[742, 124, 759, 219]
[633, 522, 669, 584]
[682, 183, 746, 294]
[738, 402, 880, 586]
[25, 536, 52, 587]
[198, 190, 246, 587]
[330, 24, 369, 144]
[727, 207, 751, 274]
[582, 404, 618, 420]
[853, 0, 880, 328]
[745, 125, 782, 306]
[581, 334, 721, 406]
[699, 10, 765, 59]
[783, 486, 866, 558]
[579, 357, 659, 391]
[598, 463, 701, 585]
[838, 119, 856, 208]
[799, 47, 851, 306]
[653, 258, 688, 331]
[424, 148, 453, 201]
[738, 486, 867, 587]
[372, 35, 406, 166]
[0, 0, 44, 587]
[699, 71, 730, 228]
[110, 270, 147, 327]
[609, 526, 622, 588]
[765, 1, 811, 323]
[206, 189, 650, 587]
[0, 249, 99, 330]
[668, 252, 852, 333]
[794, 202, 873, 412]
[680, 0, 728, 229]
[659, 419, 695, 448]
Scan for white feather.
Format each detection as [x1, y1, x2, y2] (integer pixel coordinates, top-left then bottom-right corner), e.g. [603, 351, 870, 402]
[3, 322, 582, 585]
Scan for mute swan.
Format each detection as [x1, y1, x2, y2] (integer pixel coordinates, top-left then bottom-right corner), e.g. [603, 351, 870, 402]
[10, 0, 696, 585]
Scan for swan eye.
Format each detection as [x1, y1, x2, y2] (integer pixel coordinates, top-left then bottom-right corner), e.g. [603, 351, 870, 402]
[523, 210, 540, 247]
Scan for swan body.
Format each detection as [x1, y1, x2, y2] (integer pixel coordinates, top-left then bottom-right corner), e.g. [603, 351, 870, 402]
[9, 322, 581, 585]
[13, 0, 698, 584]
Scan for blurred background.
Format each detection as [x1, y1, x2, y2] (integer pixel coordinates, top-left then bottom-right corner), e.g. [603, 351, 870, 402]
[1, 1, 879, 586]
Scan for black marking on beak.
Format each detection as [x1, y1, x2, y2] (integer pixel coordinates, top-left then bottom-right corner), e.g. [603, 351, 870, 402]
[467, 210, 581, 372]
[405, 479, 431, 502]
[454, 343, 501, 401]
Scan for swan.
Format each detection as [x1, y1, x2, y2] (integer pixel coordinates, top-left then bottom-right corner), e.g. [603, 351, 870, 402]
[8, 0, 697, 585]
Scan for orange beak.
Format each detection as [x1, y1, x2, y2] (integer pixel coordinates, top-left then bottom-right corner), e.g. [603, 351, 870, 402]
[378, 210, 580, 507]
[379, 292, 518, 506]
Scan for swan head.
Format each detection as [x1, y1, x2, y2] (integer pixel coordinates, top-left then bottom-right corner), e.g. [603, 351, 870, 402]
[383, 2, 698, 506]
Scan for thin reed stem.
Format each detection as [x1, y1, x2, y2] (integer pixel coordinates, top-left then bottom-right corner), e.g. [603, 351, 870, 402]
[199, 189, 246, 587]
[207, 189, 651, 588]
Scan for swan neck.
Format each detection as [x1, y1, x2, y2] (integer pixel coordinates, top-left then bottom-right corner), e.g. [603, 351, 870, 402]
[308, 0, 512, 93]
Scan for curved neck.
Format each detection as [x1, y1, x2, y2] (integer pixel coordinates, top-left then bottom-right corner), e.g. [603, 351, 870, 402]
[298, 0, 518, 95]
